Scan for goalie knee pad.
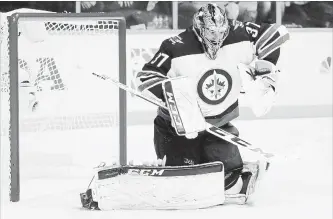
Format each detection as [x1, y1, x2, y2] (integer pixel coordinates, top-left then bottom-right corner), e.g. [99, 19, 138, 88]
[154, 115, 203, 166]
[202, 123, 243, 173]
[202, 140, 243, 172]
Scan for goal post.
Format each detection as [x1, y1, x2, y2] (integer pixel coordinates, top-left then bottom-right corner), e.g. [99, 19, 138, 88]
[1, 12, 127, 203]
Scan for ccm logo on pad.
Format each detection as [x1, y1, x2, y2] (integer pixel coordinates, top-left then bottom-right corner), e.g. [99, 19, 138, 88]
[128, 169, 165, 176]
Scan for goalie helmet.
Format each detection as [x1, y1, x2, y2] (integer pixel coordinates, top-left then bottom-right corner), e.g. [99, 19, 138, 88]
[193, 3, 230, 60]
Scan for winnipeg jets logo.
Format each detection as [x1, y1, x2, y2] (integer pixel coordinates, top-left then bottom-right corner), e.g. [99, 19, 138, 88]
[205, 72, 226, 99]
[197, 69, 232, 105]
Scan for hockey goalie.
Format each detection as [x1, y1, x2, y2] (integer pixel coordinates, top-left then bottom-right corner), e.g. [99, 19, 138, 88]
[80, 3, 289, 210]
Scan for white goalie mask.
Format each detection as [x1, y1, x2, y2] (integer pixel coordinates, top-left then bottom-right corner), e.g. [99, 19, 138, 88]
[193, 3, 230, 60]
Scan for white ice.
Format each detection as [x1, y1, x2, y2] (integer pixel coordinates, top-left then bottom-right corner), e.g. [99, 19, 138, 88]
[1, 117, 332, 219]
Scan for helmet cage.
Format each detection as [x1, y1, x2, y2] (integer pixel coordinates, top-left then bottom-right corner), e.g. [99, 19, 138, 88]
[193, 4, 230, 60]
[201, 23, 229, 59]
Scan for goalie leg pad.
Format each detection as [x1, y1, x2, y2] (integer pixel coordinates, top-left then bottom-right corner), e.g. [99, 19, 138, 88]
[81, 162, 225, 210]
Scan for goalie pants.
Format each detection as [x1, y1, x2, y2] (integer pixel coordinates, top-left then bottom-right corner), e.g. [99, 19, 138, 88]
[154, 115, 244, 189]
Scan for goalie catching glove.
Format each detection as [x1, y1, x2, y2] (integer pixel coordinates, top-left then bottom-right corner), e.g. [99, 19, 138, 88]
[238, 60, 280, 117]
[162, 76, 206, 139]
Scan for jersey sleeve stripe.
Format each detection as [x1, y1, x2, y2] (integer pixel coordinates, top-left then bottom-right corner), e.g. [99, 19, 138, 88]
[257, 32, 290, 59]
[137, 76, 167, 92]
[137, 70, 168, 79]
[255, 25, 289, 59]
[255, 24, 281, 51]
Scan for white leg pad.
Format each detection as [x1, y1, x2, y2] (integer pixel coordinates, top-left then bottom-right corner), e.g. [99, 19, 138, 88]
[86, 162, 226, 210]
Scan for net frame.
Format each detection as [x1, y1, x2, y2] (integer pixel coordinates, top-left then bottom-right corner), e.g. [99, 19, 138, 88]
[5, 13, 127, 202]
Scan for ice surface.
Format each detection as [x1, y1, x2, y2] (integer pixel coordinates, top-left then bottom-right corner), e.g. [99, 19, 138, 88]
[1, 117, 332, 219]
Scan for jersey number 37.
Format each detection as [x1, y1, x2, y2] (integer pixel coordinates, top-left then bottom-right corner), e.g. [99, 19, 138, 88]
[150, 52, 169, 68]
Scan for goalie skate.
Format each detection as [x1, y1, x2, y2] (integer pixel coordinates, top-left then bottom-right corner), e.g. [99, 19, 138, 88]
[225, 161, 260, 204]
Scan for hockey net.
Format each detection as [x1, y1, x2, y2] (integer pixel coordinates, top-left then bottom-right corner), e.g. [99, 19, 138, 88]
[0, 9, 127, 203]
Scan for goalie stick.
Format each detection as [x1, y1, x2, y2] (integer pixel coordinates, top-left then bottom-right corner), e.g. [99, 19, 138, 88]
[92, 72, 273, 169]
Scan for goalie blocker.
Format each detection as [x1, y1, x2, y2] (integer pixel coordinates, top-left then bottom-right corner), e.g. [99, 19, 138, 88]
[162, 76, 206, 138]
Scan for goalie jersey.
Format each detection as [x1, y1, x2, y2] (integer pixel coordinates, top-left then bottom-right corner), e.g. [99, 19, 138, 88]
[136, 21, 289, 127]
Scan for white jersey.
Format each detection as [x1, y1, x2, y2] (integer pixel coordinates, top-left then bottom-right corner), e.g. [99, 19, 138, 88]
[136, 21, 289, 126]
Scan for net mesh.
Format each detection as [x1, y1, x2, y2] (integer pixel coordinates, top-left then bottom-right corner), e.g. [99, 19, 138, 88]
[0, 10, 124, 203]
